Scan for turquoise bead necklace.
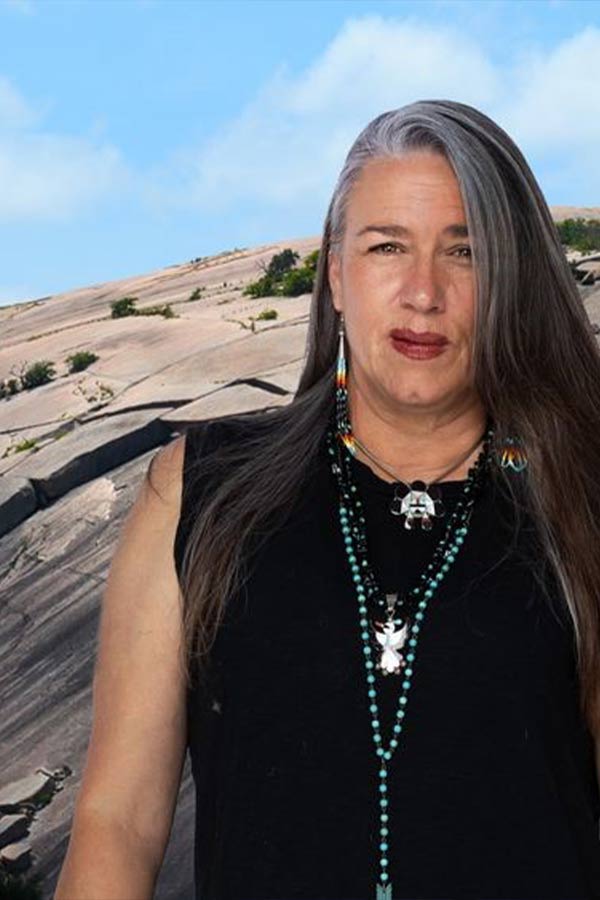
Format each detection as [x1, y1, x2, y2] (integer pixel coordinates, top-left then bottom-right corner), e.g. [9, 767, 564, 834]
[325, 416, 494, 899]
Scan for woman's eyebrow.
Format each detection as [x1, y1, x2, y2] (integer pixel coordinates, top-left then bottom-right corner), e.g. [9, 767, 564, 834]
[355, 223, 469, 238]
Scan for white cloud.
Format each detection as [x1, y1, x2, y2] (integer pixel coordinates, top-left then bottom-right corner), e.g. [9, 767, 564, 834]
[2, 13, 599, 228]
[284, 16, 497, 116]
[0, 76, 131, 223]
[501, 26, 600, 151]
[0, 76, 39, 129]
[145, 15, 499, 215]
[146, 14, 600, 217]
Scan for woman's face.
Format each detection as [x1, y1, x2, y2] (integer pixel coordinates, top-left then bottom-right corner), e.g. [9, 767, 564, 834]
[328, 151, 478, 418]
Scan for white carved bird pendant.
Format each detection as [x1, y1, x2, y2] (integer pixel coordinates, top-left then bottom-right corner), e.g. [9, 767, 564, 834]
[373, 619, 408, 676]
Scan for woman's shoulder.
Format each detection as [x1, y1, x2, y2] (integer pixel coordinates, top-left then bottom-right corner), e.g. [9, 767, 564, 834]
[175, 411, 283, 507]
[182, 410, 277, 460]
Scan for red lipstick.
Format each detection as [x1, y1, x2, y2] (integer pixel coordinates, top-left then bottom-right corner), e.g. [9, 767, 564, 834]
[390, 328, 449, 360]
[390, 329, 448, 345]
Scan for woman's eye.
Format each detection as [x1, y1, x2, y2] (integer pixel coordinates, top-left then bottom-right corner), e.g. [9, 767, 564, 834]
[453, 246, 472, 259]
[370, 242, 401, 254]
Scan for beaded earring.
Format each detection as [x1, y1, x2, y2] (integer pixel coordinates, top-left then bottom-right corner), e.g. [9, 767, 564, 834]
[496, 434, 528, 472]
[335, 312, 354, 451]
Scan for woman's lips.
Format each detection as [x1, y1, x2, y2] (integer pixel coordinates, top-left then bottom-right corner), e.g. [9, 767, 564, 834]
[390, 336, 448, 360]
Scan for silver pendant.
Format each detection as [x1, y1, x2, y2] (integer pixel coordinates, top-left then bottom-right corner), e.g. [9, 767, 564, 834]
[373, 593, 408, 676]
[376, 880, 393, 898]
[390, 480, 444, 531]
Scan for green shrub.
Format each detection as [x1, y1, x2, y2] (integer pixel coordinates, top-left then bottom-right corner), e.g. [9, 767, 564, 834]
[188, 286, 204, 301]
[243, 248, 318, 299]
[303, 248, 319, 272]
[111, 296, 138, 318]
[137, 303, 177, 318]
[243, 274, 275, 298]
[66, 350, 99, 373]
[255, 308, 278, 321]
[556, 217, 600, 253]
[266, 248, 300, 279]
[14, 437, 38, 453]
[21, 360, 56, 389]
[0, 377, 21, 399]
[279, 267, 314, 297]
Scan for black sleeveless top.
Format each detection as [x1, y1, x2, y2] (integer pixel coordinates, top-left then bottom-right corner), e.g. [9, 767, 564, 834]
[174, 415, 600, 900]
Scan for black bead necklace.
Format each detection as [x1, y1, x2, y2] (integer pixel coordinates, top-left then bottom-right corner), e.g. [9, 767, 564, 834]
[325, 417, 494, 897]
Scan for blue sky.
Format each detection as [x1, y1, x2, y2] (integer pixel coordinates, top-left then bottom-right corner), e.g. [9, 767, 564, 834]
[0, 0, 599, 308]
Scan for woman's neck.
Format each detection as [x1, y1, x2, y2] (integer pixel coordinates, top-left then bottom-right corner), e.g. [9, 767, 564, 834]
[348, 385, 488, 485]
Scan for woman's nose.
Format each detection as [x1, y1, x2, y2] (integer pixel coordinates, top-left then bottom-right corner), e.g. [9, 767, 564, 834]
[402, 287, 443, 312]
[400, 264, 445, 312]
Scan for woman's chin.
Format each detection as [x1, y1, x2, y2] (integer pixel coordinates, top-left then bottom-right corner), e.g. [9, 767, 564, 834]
[385, 382, 450, 409]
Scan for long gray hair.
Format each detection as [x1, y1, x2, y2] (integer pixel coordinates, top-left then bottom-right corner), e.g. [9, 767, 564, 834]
[155, 99, 600, 737]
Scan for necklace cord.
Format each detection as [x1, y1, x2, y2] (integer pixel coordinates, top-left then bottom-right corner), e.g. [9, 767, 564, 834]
[352, 427, 488, 488]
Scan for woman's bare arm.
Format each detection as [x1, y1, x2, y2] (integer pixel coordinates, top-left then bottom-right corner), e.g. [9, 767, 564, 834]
[54, 433, 189, 899]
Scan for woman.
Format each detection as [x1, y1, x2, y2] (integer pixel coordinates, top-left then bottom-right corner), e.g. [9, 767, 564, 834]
[55, 100, 600, 899]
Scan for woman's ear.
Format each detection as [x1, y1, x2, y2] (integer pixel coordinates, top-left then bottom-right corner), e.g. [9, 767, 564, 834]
[328, 249, 342, 313]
